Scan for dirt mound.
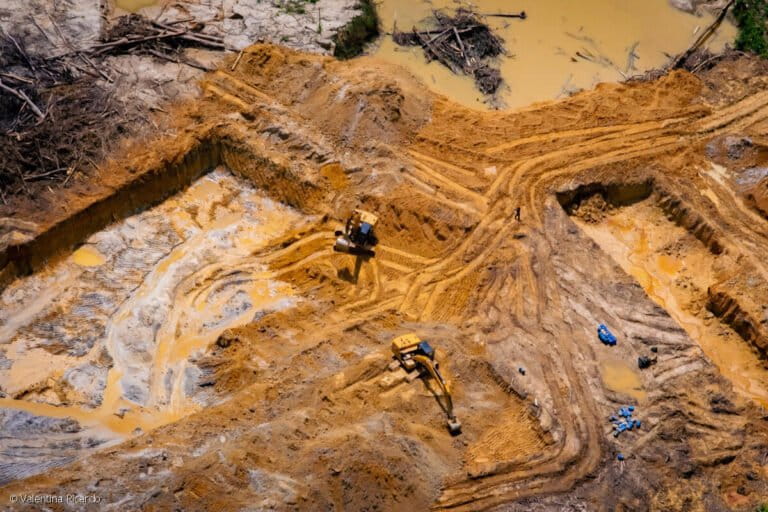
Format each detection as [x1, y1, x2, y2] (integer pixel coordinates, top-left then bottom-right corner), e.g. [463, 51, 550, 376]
[302, 433, 444, 510]
[229, 44, 432, 147]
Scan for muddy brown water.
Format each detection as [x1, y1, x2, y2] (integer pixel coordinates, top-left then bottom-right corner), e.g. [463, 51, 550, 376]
[0, 168, 308, 439]
[600, 359, 647, 403]
[374, 0, 737, 110]
[114, 0, 158, 13]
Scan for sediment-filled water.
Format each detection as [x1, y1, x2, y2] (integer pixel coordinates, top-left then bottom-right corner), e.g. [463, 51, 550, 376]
[374, 0, 737, 109]
[0, 168, 307, 454]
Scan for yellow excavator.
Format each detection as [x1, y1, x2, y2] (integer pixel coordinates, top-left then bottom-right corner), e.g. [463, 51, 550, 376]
[391, 333, 462, 435]
[333, 209, 379, 257]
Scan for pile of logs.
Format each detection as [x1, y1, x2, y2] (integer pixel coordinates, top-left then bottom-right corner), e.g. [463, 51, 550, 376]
[92, 14, 227, 70]
[393, 9, 506, 95]
[0, 14, 228, 200]
[0, 27, 126, 200]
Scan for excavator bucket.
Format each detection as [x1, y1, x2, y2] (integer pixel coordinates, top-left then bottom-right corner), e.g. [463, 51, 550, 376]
[447, 417, 462, 435]
[333, 209, 378, 257]
[333, 235, 375, 256]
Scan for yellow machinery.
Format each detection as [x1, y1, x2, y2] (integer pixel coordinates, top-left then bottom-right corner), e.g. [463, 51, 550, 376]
[391, 333, 462, 434]
[334, 209, 379, 257]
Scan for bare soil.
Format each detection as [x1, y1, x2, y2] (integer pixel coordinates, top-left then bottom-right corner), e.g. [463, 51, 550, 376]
[1, 42, 768, 512]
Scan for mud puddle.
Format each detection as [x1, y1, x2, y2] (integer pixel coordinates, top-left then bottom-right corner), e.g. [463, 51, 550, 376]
[72, 245, 107, 267]
[0, 167, 309, 478]
[114, 0, 159, 14]
[573, 201, 768, 407]
[374, 0, 736, 110]
[600, 359, 646, 402]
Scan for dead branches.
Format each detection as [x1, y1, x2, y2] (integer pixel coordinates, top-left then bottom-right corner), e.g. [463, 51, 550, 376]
[0, 13, 229, 198]
[0, 29, 128, 198]
[485, 11, 527, 20]
[671, 0, 736, 70]
[76, 14, 223, 72]
[93, 15, 226, 58]
[0, 79, 44, 120]
[393, 9, 506, 95]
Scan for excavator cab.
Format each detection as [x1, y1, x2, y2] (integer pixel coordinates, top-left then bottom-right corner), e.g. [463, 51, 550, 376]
[334, 209, 379, 257]
[391, 333, 462, 435]
[392, 333, 434, 370]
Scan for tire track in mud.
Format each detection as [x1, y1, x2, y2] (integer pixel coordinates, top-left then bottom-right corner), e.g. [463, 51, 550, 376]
[308, 106, 675, 505]
[214, 77, 768, 506]
[6, 66, 767, 506]
[430, 241, 599, 510]
[367, 89, 768, 507]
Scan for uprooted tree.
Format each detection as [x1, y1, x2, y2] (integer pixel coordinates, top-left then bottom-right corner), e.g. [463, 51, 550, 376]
[393, 9, 506, 95]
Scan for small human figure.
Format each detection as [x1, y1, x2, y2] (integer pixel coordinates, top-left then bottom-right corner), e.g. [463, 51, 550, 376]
[514, 207, 521, 221]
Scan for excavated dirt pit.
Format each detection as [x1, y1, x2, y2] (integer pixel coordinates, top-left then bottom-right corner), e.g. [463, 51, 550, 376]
[0, 167, 309, 483]
[564, 183, 768, 408]
[3, 44, 768, 510]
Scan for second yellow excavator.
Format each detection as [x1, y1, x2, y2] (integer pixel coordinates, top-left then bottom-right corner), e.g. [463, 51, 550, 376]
[391, 333, 462, 435]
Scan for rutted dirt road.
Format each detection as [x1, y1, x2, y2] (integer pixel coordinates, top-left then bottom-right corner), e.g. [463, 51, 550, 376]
[1, 46, 768, 510]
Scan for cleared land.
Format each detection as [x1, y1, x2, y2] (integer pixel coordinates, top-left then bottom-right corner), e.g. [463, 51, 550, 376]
[0, 43, 767, 511]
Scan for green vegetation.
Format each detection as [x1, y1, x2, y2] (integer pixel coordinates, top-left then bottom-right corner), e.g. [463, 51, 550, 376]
[280, 0, 318, 16]
[332, 0, 379, 59]
[756, 504, 768, 512]
[734, 0, 768, 56]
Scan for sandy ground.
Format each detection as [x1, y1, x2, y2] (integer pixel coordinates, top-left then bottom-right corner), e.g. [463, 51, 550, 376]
[1, 39, 768, 512]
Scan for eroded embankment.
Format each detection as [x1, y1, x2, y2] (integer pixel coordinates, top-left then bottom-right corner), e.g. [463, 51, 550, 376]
[0, 133, 329, 291]
[0, 139, 219, 290]
[560, 180, 768, 406]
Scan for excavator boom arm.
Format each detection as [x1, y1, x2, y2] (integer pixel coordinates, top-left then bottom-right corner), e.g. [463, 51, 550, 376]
[412, 354, 454, 420]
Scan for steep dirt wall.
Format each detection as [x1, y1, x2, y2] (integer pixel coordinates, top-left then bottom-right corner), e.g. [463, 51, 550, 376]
[0, 136, 220, 289]
[562, 178, 768, 379]
[0, 43, 435, 292]
[656, 190, 725, 254]
[0, 127, 343, 292]
[220, 136, 325, 212]
[707, 282, 768, 358]
[556, 180, 654, 213]
[558, 179, 728, 257]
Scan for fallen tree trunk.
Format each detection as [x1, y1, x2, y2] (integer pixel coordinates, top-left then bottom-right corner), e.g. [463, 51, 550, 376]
[671, 0, 735, 69]
[485, 11, 527, 19]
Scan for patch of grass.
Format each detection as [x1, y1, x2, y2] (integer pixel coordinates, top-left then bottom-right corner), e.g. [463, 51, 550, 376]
[280, 0, 318, 16]
[332, 0, 379, 59]
[734, 0, 768, 56]
[756, 504, 768, 512]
